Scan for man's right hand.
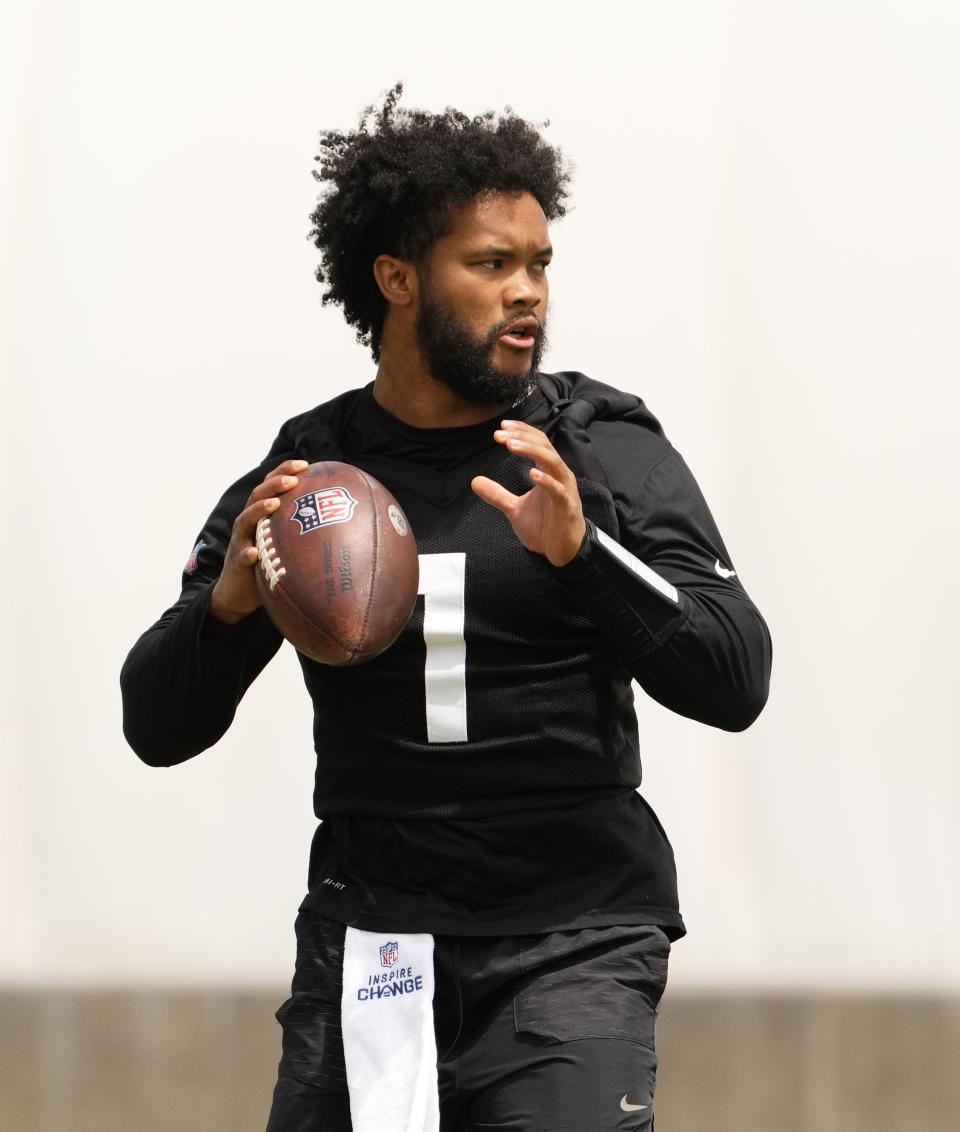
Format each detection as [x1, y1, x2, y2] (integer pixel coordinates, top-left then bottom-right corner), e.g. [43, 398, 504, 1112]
[208, 459, 309, 625]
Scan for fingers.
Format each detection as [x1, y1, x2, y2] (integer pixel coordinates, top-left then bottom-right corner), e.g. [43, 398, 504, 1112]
[489, 419, 579, 507]
[471, 475, 519, 515]
[248, 459, 310, 506]
[527, 465, 571, 501]
[472, 469, 570, 515]
[267, 458, 311, 480]
[231, 459, 311, 565]
[211, 460, 311, 625]
[232, 495, 281, 543]
[494, 421, 575, 485]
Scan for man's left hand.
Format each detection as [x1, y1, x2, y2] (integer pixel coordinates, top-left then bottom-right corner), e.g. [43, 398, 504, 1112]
[471, 420, 586, 567]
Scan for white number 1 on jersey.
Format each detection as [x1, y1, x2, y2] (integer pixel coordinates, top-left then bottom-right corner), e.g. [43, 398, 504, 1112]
[418, 553, 468, 743]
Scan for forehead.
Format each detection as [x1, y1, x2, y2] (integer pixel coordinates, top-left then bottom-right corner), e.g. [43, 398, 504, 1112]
[440, 190, 549, 250]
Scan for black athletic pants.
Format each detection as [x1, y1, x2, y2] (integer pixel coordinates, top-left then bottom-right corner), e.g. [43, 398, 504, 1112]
[266, 910, 670, 1132]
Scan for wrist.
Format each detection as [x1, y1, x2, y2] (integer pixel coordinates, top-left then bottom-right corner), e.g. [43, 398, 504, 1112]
[550, 520, 595, 582]
[547, 518, 588, 568]
[208, 582, 253, 627]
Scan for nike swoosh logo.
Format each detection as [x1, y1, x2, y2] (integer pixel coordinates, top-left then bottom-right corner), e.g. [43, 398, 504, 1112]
[620, 1095, 649, 1112]
[715, 559, 737, 579]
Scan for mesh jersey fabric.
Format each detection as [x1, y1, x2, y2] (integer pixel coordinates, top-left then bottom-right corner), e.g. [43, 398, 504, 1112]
[293, 383, 682, 935]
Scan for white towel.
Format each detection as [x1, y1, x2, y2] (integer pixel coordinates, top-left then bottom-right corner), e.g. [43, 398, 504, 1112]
[341, 928, 440, 1132]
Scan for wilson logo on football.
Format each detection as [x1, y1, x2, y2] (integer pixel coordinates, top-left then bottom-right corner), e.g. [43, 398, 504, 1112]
[291, 487, 358, 534]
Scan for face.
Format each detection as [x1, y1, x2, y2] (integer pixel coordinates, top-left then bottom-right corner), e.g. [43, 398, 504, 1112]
[414, 191, 552, 405]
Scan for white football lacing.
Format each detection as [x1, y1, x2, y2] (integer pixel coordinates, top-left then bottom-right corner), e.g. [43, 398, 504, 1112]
[255, 516, 287, 592]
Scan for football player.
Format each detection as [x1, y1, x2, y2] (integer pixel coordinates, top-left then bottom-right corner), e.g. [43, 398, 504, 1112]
[122, 84, 772, 1131]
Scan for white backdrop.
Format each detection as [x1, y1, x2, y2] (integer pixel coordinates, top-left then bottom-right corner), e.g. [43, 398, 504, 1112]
[2, 0, 958, 991]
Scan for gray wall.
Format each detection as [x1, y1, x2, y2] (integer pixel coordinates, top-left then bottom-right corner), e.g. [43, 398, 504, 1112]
[2, 991, 957, 1132]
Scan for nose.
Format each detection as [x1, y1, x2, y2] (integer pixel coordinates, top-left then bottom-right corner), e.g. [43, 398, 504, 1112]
[504, 268, 544, 311]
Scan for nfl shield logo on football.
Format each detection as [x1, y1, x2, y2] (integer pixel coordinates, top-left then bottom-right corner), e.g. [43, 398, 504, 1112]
[291, 487, 358, 534]
[379, 940, 399, 968]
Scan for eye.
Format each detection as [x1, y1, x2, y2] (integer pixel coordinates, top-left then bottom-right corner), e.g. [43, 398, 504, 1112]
[531, 261, 551, 273]
[478, 259, 503, 270]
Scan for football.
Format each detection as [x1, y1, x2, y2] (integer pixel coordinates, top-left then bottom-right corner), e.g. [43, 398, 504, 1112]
[254, 461, 419, 665]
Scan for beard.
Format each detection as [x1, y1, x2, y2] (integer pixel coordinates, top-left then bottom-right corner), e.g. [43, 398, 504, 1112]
[415, 286, 548, 407]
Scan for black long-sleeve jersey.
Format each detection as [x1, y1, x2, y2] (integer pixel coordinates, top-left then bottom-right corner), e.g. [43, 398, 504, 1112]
[121, 372, 772, 938]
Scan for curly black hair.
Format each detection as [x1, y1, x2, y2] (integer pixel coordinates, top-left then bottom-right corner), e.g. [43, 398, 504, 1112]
[308, 83, 571, 361]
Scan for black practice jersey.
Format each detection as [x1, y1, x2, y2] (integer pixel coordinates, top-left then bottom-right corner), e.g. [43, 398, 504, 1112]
[121, 372, 772, 938]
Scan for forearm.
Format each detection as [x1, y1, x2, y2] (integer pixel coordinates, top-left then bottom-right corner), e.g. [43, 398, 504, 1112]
[553, 521, 771, 731]
[631, 589, 771, 731]
[120, 582, 283, 767]
[119, 420, 313, 766]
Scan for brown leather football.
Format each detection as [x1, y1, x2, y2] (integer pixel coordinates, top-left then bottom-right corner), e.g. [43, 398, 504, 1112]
[254, 462, 419, 665]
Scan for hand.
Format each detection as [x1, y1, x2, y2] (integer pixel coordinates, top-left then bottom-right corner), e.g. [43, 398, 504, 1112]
[471, 421, 586, 567]
[209, 459, 309, 624]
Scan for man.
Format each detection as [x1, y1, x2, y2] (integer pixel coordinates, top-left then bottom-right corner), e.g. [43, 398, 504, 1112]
[121, 86, 772, 1131]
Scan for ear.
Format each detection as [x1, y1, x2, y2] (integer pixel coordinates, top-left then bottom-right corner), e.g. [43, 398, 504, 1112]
[373, 254, 417, 308]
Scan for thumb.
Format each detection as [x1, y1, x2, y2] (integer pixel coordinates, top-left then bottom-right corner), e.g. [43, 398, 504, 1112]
[471, 475, 519, 517]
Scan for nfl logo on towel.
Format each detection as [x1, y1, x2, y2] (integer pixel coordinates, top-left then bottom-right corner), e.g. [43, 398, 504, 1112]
[379, 940, 399, 968]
